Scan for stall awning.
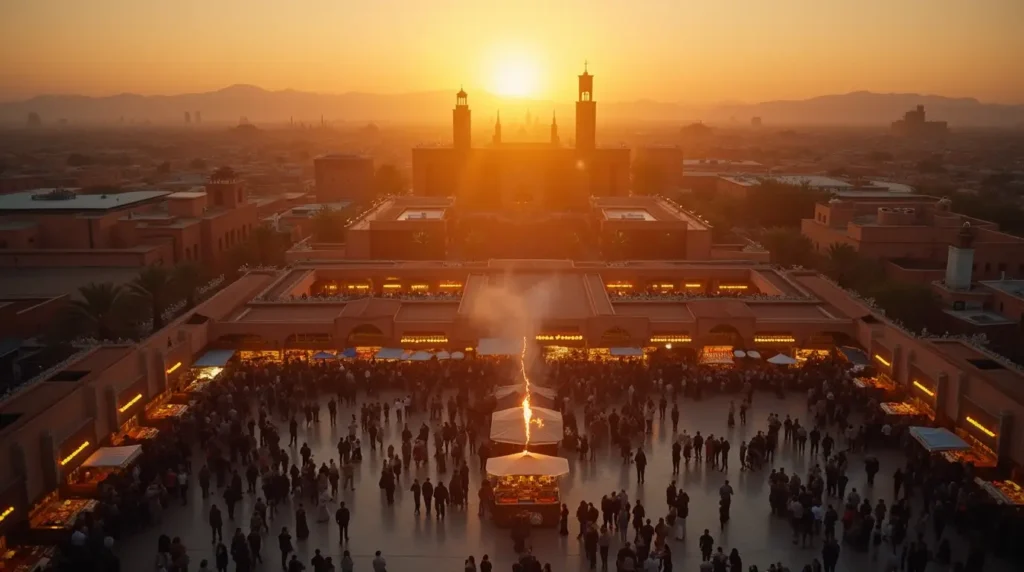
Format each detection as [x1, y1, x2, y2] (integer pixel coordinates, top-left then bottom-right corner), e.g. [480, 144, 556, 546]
[82, 445, 142, 469]
[477, 338, 521, 356]
[486, 451, 570, 477]
[909, 426, 970, 452]
[839, 346, 869, 366]
[311, 351, 336, 360]
[435, 350, 451, 360]
[339, 348, 357, 359]
[746, 350, 761, 359]
[490, 406, 563, 445]
[733, 350, 747, 358]
[610, 347, 643, 357]
[408, 351, 433, 362]
[450, 351, 465, 360]
[767, 353, 797, 365]
[374, 348, 404, 360]
[193, 349, 236, 368]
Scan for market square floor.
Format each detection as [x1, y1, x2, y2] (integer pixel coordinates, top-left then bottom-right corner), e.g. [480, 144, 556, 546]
[118, 389, 1012, 572]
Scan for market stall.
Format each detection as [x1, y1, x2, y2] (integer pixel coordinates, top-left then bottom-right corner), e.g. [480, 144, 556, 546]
[144, 402, 190, 429]
[852, 376, 897, 392]
[795, 348, 830, 363]
[486, 451, 569, 527]
[27, 493, 98, 543]
[0, 543, 56, 572]
[478, 338, 522, 357]
[493, 384, 556, 410]
[879, 402, 926, 417]
[838, 346, 870, 371]
[374, 348, 405, 360]
[699, 346, 734, 366]
[65, 445, 142, 497]
[976, 478, 1024, 506]
[184, 349, 233, 394]
[109, 421, 159, 446]
[952, 403, 1000, 469]
[490, 406, 563, 456]
[908, 426, 981, 467]
[311, 351, 336, 360]
[238, 350, 282, 364]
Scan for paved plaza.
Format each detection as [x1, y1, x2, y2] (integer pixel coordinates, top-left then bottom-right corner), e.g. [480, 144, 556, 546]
[118, 390, 1008, 571]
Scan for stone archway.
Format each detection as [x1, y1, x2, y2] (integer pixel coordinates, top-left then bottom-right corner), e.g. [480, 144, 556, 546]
[706, 324, 744, 347]
[599, 326, 633, 347]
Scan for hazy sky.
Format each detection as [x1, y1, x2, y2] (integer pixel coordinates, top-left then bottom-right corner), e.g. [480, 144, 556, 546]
[2, 0, 1022, 103]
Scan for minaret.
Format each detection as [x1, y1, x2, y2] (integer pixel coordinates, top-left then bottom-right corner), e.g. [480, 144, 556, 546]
[944, 221, 976, 290]
[575, 61, 596, 150]
[550, 111, 560, 146]
[453, 87, 471, 150]
[492, 111, 502, 145]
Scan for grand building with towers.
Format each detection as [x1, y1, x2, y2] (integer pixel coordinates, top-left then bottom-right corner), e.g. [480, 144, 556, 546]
[411, 65, 630, 211]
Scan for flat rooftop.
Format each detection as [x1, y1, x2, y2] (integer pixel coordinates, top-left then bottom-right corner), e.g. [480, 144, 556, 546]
[723, 175, 853, 189]
[602, 208, 655, 222]
[166, 191, 207, 199]
[0, 267, 142, 298]
[981, 279, 1024, 301]
[927, 339, 1024, 405]
[0, 189, 170, 212]
[397, 208, 446, 221]
[943, 309, 1015, 326]
[289, 202, 352, 217]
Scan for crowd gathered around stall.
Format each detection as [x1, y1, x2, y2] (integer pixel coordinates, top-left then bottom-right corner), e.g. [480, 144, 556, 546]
[10, 343, 1021, 572]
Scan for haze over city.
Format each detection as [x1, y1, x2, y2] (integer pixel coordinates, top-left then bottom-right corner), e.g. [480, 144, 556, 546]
[1, 2, 1024, 572]
[3, 0, 1023, 104]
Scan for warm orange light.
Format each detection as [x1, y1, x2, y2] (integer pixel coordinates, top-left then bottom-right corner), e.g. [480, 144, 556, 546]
[535, 334, 583, 342]
[755, 335, 796, 344]
[874, 354, 891, 367]
[439, 282, 463, 289]
[966, 416, 996, 438]
[382, 284, 402, 289]
[400, 335, 448, 344]
[684, 283, 702, 288]
[650, 335, 691, 343]
[165, 362, 182, 374]
[520, 337, 532, 449]
[718, 284, 748, 290]
[410, 284, 429, 291]
[118, 393, 143, 413]
[912, 381, 935, 397]
[60, 441, 90, 466]
[0, 506, 13, 523]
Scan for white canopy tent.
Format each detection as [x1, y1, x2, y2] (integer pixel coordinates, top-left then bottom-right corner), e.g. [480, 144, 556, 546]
[493, 384, 557, 401]
[374, 348, 404, 360]
[746, 350, 762, 359]
[477, 338, 522, 356]
[435, 350, 451, 360]
[490, 406, 563, 445]
[485, 451, 570, 477]
[767, 353, 798, 365]
[733, 350, 747, 358]
[82, 445, 142, 469]
[450, 351, 465, 360]
[909, 427, 970, 452]
[408, 351, 433, 361]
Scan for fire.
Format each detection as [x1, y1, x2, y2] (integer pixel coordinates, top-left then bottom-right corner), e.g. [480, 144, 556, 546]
[521, 336, 532, 449]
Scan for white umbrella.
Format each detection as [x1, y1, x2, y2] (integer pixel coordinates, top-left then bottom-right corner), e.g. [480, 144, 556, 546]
[746, 350, 761, 359]
[450, 351, 465, 360]
[435, 350, 451, 360]
[733, 350, 747, 358]
[767, 353, 797, 365]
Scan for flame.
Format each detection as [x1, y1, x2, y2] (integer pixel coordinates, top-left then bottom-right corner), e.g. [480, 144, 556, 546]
[521, 336, 532, 450]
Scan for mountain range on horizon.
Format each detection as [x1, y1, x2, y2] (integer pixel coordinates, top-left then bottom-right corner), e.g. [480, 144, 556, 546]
[2, 84, 1023, 127]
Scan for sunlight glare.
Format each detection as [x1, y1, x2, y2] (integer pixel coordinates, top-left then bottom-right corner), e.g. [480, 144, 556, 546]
[491, 52, 541, 98]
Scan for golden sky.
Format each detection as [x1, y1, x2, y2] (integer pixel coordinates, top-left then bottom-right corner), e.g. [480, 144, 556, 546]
[2, 0, 1022, 103]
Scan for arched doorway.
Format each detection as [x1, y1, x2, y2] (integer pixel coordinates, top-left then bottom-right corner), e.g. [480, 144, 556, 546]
[347, 324, 387, 347]
[599, 326, 633, 347]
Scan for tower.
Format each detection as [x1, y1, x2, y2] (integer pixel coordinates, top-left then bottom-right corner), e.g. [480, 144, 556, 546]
[550, 111, 560, 146]
[493, 111, 502, 145]
[453, 87, 471, 150]
[575, 61, 596, 150]
[944, 221, 976, 290]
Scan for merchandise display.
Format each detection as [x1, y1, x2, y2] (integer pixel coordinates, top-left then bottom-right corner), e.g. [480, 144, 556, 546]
[976, 478, 1024, 506]
[880, 402, 922, 416]
[147, 403, 189, 421]
[29, 498, 98, 531]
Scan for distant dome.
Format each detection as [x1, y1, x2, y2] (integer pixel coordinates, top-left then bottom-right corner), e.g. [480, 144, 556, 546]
[962, 221, 971, 228]
[456, 88, 467, 97]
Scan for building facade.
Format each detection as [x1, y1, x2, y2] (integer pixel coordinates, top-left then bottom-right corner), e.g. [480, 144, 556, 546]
[314, 154, 375, 204]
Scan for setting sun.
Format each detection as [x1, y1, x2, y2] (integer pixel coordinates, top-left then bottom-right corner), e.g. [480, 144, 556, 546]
[490, 52, 541, 98]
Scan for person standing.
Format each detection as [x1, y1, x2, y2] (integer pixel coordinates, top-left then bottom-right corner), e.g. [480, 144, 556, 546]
[822, 537, 840, 572]
[598, 525, 612, 569]
[335, 502, 350, 544]
[422, 478, 434, 515]
[634, 448, 647, 484]
[698, 529, 714, 561]
[209, 504, 223, 544]
[372, 550, 387, 572]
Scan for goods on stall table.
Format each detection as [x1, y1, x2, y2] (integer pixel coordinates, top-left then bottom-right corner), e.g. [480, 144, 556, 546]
[854, 376, 896, 391]
[1, 544, 56, 572]
[493, 475, 560, 505]
[148, 403, 189, 420]
[942, 449, 997, 468]
[880, 402, 921, 416]
[975, 478, 1024, 506]
[29, 499, 98, 530]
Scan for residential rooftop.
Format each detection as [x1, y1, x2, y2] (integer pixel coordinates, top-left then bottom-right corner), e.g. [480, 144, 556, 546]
[981, 279, 1024, 301]
[0, 189, 170, 212]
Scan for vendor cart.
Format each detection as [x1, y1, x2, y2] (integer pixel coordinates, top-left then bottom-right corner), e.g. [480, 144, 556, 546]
[486, 451, 569, 527]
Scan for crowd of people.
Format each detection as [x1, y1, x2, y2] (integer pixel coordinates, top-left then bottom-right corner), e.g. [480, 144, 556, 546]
[33, 348, 1019, 572]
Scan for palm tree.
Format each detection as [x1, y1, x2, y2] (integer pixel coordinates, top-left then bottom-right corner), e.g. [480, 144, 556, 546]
[210, 166, 237, 181]
[825, 243, 859, 286]
[130, 265, 175, 332]
[762, 227, 814, 267]
[66, 282, 130, 340]
[173, 263, 204, 309]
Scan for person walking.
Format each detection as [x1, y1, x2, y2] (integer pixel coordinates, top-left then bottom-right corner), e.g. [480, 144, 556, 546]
[634, 448, 647, 484]
[209, 504, 223, 544]
[278, 527, 294, 571]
